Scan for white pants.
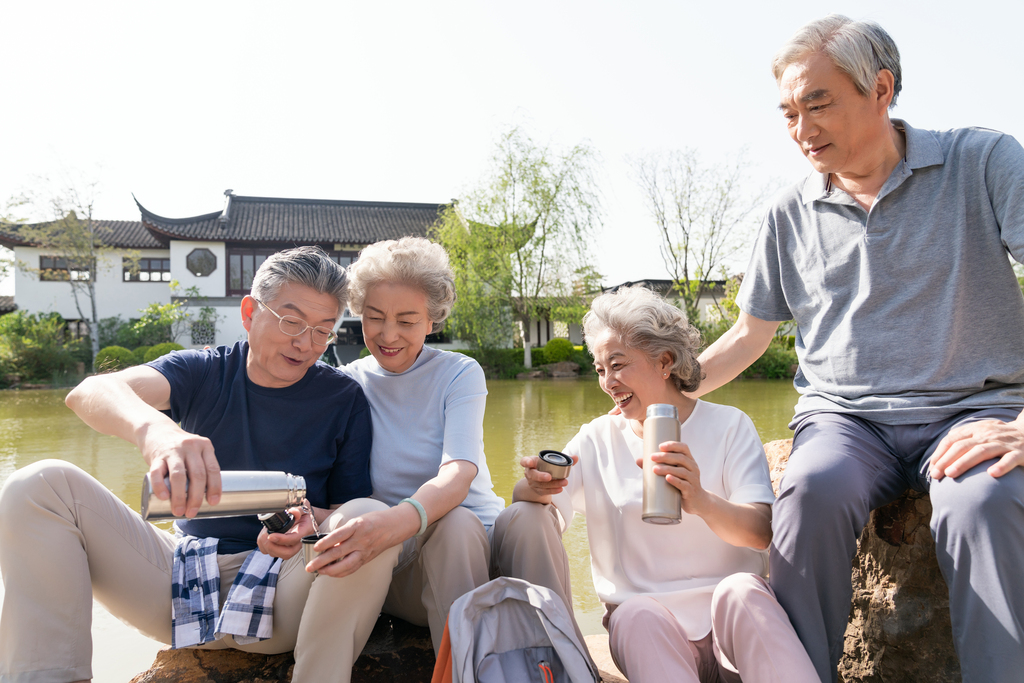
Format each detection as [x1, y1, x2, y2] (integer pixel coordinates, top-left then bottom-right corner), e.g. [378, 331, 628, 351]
[607, 574, 819, 683]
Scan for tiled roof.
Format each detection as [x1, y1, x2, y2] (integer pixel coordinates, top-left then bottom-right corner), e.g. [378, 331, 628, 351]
[136, 194, 446, 245]
[0, 220, 161, 249]
[0, 296, 15, 314]
[604, 279, 727, 297]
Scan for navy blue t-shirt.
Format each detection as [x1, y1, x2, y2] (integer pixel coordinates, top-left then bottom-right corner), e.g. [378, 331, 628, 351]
[148, 341, 372, 553]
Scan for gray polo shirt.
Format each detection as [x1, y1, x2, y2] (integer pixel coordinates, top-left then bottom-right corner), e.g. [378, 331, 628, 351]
[738, 120, 1024, 425]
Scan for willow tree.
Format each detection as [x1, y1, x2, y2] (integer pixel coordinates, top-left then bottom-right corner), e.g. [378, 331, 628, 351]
[434, 127, 602, 367]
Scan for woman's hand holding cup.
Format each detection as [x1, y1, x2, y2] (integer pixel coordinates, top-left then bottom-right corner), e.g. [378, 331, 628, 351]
[521, 452, 577, 497]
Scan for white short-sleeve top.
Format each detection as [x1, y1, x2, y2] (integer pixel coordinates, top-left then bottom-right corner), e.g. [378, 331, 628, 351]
[552, 399, 776, 638]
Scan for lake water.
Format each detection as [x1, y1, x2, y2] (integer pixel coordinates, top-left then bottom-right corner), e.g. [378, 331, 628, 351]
[0, 377, 798, 682]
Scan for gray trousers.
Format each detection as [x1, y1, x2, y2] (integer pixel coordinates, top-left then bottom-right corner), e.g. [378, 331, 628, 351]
[769, 408, 1024, 683]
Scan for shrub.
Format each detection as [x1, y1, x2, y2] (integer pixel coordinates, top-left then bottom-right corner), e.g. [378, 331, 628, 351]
[98, 316, 125, 349]
[144, 342, 184, 363]
[741, 340, 798, 379]
[543, 338, 574, 363]
[95, 346, 136, 373]
[454, 348, 527, 379]
[0, 311, 82, 382]
[359, 346, 372, 359]
[569, 345, 595, 375]
[132, 346, 152, 365]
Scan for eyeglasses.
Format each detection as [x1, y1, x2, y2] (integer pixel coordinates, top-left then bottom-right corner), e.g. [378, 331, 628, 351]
[253, 297, 337, 347]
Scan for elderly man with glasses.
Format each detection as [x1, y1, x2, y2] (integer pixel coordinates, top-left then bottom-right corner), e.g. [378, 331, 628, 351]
[0, 246, 399, 683]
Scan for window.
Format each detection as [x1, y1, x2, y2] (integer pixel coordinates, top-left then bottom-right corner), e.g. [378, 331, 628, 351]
[226, 248, 356, 296]
[65, 320, 91, 339]
[186, 248, 217, 277]
[123, 258, 171, 282]
[227, 247, 277, 296]
[329, 252, 356, 268]
[40, 256, 90, 281]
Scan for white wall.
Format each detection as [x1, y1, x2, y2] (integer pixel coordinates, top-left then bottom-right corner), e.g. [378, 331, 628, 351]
[13, 246, 171, 321]
[169, 241, 226, 297]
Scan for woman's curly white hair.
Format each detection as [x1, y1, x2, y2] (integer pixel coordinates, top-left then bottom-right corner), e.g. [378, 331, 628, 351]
[583, 285, 703, 392]
[346, 236, 456, 334]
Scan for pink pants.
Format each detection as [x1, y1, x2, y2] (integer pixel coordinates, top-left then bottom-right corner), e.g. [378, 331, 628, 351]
[606, 574, 819, 683]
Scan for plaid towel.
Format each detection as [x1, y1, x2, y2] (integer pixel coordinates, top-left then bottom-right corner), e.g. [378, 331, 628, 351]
[171, 536, 221, 649]
[214, 549, 281, 644]
[171, 536, 283, 648]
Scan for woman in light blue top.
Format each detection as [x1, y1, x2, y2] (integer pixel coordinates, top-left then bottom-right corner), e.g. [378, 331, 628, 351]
[338, 236, 503, 650]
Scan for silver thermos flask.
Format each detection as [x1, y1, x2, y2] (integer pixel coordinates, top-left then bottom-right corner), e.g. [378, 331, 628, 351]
[141, 470, 306, 521]
[642, 403, 682, 524]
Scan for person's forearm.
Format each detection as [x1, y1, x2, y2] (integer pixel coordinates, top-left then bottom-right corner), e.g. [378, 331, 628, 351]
[371, 459, 478, 548]
[66, 372, 176, 457]
[692, 313, 780, 397]
[694, 498, 772, 550]
[409, 459, 475, 525]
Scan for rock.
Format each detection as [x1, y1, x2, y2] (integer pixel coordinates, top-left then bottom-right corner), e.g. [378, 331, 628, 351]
[539, 361, 581, 378]
[585, 634, 627, 683]
[764, 439, 960, 683]
[516, 370, 546, 379]
[129, 615, 435, 683]
[128, 649, 294, 683]
[350, 615, 436, 682]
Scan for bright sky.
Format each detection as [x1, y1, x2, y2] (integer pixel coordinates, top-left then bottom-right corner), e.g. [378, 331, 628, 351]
[3, 0, 1022, 296]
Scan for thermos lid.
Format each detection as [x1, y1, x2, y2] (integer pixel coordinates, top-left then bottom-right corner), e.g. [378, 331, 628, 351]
[646, 403, 678, 419]
[539, 450, 573, 467]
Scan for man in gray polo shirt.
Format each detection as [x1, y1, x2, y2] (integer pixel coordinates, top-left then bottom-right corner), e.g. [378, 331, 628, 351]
[694, 15, 1024, 683]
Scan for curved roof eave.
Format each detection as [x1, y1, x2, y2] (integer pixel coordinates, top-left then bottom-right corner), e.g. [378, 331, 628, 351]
[133, 194, 222, 225]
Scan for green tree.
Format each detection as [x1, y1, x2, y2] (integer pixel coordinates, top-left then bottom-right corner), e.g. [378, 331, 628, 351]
[434, 127, 602, 367]
[631, 149, 771, 325]
[17, 183, 135, 369]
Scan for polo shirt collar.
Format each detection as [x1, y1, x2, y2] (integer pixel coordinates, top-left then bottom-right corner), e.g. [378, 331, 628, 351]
[799, 119, 945, 205]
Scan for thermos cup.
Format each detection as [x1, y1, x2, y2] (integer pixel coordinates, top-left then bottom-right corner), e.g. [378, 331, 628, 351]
[642, 403, 682, 524]
[302, 533, 329, 574]
[141, 470, 306, 521]
[536, 450, 573, 480]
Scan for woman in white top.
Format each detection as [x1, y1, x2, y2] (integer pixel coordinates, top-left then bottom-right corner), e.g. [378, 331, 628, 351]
[511, 285, 818, 683]
[320, 236, 504, 651]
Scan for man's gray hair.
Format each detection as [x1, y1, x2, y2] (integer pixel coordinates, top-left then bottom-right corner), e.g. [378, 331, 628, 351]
[583, 285, 703, 393]
[772, 14, 902, 108]
[251, 246, 348, 315]
[346, 236, 456, 334]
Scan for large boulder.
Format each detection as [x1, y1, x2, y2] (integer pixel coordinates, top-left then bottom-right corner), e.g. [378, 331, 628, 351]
[765, 439, 960, 683]
[129, 618, 627, 683]
[129, 615, 435, 683]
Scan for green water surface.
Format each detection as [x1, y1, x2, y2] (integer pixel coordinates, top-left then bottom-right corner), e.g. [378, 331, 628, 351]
[0, 378, 798, 639]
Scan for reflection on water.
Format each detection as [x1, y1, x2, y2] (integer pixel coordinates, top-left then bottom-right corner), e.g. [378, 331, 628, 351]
[0, 378, 798, 679]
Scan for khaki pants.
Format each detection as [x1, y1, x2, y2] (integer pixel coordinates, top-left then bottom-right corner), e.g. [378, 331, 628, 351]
[382, 506, 490, 651]
[0, 460, 400, 683]
[489, 501, 593, 661]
